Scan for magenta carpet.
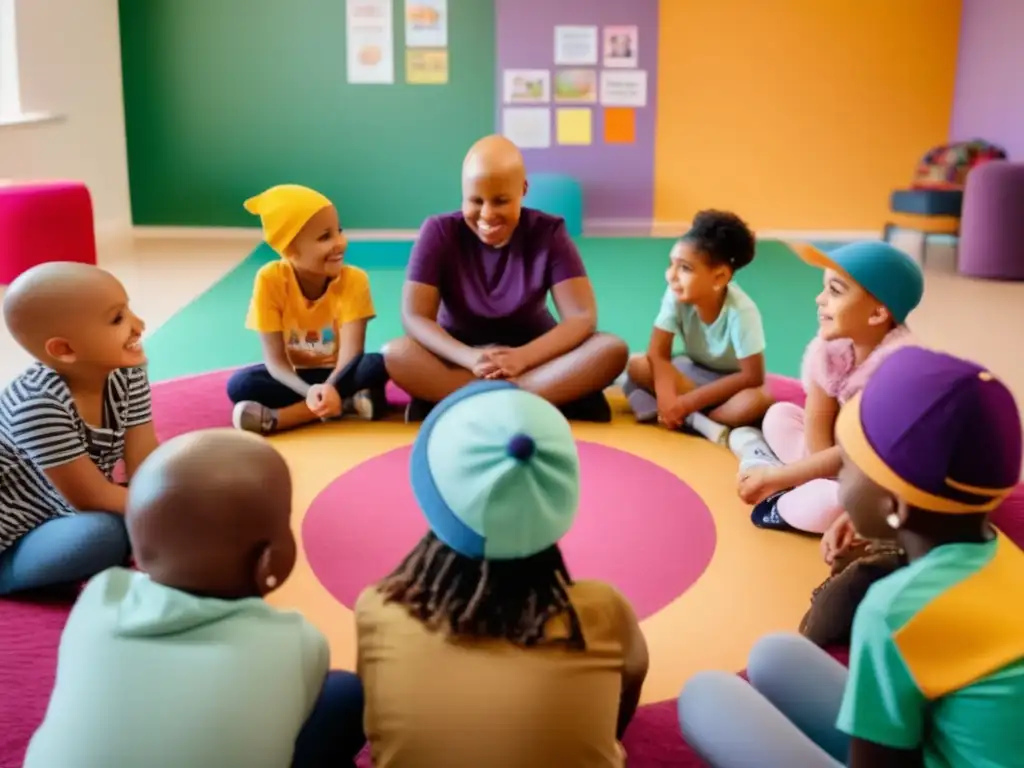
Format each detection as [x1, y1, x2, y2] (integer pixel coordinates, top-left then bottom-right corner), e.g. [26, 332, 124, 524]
[304, 442, 716, 619]
[3, 369, 1024, 768]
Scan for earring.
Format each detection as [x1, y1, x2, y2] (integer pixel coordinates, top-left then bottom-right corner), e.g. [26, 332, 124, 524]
[265, 575, 278, 589]
[886, 512, 901, 530]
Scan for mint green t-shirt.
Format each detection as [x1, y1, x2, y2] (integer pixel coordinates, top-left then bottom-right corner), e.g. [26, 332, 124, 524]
[653, 283, 765, 372]
[837, 537, 1024, 768]
[24, 568, 330, 768]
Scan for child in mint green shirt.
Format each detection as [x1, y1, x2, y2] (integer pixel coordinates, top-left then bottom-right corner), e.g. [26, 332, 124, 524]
[623, 210, 773, 444]
[24, 431, 366, 768]
[678, 347, 1024, 768]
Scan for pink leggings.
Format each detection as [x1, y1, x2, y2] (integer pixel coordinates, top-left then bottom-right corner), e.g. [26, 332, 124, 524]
[762, 402, 842, 534]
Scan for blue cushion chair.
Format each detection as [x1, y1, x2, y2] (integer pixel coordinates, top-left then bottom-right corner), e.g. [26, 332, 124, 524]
[526, 173, 583, 237]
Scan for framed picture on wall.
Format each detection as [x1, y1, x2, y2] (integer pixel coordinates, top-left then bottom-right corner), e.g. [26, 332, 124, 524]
[603, 25, 638, 68]
[554, 69, 597, 104]
[503, 69, 551, 104]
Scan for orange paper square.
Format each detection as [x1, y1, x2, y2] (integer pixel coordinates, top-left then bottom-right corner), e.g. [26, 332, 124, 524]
[603, 108, 636, 144]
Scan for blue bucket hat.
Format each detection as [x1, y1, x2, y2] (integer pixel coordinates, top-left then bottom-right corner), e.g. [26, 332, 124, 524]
[789, 240, 924, 324]
[409, 380, 580, 560]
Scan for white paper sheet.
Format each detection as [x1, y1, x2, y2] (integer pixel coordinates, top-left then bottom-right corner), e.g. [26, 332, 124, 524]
[502, 107, 552, 149]
[554, 25, 598, 65]
[346, 0, 395, 84]
[600, 70, 647, 107]
[404, 0, 447, 49]
[503, 69, 551, 104]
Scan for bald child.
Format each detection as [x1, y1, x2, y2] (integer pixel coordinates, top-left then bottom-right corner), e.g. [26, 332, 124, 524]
[0, 262, 157, 596]
[25, 429, 367, 768]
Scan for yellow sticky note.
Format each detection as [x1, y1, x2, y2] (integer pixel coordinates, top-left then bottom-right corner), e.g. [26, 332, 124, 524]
[556, 108, 592, 145]
[406, 49, 448, 85]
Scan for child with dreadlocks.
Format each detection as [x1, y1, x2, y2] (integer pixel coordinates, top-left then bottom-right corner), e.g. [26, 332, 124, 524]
[355, 380, 649, 768]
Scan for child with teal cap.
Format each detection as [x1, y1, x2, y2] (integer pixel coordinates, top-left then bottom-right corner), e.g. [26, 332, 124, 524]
[729, 240, 924, 539]
[355, 380, 648, 767]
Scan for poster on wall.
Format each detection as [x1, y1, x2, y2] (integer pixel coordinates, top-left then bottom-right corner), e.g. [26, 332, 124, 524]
[346, 0, 395, 84]
[600, 70, 647, 107]
[503, 69, 550, 104]
[554, 26, 598, 65]
[407, 49, 448, 84]
[603, 25, 638, 68]
[556, 108, 592, 146]
[554, 69, 597, 104]
[405, 0, 447, 48]
[502, 108, 551, 149]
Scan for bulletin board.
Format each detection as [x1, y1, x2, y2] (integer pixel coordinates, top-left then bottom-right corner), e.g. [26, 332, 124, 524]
[119, 0, 496, 229]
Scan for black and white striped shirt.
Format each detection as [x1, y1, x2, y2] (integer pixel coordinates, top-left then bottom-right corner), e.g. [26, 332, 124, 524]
[0, 363, 152, 553]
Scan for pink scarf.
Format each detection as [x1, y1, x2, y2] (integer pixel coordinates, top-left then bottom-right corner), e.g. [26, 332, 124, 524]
[801, 326, 917, 405]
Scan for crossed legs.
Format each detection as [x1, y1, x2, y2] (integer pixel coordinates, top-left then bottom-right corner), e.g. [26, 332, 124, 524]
[383, 333, 628, 415]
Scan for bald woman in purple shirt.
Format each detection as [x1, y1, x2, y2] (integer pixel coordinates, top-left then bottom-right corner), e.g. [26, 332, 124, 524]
[384, 136, 629, 422]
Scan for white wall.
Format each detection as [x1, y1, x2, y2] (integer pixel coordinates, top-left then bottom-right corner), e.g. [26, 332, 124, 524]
[0, 0, 131, 235]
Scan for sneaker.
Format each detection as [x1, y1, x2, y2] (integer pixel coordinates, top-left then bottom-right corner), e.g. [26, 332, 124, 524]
[750, 491, 797, 532]
[232, 401, 278, 435]
[560, 391, 613, 423]
[729, 426, 783, 472]
[344, 390, 376, 420]
[404, 398, 435, 424]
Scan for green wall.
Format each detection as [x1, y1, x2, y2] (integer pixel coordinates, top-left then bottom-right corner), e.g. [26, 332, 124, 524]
[119, 0, 496, 229]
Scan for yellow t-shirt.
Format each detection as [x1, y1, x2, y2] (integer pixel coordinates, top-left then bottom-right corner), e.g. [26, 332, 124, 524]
[356, 580, 635, 768]
[245, 261, 375, 369]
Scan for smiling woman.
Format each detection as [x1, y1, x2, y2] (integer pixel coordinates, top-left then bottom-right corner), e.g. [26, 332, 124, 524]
[383, 135, 629, 423]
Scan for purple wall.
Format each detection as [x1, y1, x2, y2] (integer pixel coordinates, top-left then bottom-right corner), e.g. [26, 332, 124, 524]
[495, 0, 659, 224]
[950, 0, 1024, 160]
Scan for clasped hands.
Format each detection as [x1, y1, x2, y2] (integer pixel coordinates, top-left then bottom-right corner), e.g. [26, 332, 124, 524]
[655, 389, 697, 431]
[471, 346, 532, 380]
[306, 383, 342, 419]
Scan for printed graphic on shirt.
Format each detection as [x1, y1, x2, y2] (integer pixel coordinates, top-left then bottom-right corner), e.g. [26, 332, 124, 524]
[286, 323, 339, 368]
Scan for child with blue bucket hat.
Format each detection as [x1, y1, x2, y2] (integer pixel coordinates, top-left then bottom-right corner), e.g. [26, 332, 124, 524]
[730, 240, 925, 539]
[354, 380, 647, 767]
[679, 346, 1024, 767]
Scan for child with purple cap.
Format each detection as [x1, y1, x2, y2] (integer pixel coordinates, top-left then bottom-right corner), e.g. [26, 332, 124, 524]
[730, 240, 924, 538]
[355, 380, 648, 767]
[679, 346, 1024, 768]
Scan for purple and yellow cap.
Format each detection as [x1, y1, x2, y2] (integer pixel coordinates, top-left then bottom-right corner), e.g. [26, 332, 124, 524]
[836, 346, 1021, 513]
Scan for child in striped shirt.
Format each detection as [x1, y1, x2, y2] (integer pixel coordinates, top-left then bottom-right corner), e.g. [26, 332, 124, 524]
[0, 263, 158, 596]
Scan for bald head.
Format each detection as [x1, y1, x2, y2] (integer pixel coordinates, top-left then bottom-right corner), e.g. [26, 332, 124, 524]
[2, 262, 128, 356]
[463, 135, 526, 183]
[461, 136, 528, 247]
[127, 429, 296, 598]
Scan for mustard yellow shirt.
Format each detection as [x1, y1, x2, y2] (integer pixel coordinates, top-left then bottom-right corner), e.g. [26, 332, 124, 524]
[356, 580, 634, 768]
[245, 261, 375, 369]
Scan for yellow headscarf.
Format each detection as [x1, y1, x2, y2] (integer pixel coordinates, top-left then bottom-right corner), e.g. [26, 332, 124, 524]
[243, 184, 333, 255]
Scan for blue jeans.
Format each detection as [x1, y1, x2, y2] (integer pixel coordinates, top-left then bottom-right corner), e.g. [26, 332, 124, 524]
[0, 512, 130, 596]
[227, 353, 388, 409]
[678, 633, 849, 767]
[293, 670, 366, 767]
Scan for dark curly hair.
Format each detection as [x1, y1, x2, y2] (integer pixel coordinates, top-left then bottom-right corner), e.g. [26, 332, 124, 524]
[681, 209, 756, 272]
[377, 531, 586, 650]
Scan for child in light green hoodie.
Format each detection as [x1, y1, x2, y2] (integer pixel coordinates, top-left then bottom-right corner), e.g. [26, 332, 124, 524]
[25, 430, 366, 768]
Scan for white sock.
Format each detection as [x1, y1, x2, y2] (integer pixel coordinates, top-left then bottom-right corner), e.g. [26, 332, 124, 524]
[684, 412, 729, 444]
[728, 427, 783, 472]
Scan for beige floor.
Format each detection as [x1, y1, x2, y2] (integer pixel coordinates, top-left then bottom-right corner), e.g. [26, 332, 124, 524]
[1, 231, 1022, 414]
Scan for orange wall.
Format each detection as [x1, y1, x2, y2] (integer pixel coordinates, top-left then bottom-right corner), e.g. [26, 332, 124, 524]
[654, 0, 962, 231]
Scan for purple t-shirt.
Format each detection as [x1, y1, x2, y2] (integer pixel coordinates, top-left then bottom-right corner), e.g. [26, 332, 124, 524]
[406, 208, 587, 346]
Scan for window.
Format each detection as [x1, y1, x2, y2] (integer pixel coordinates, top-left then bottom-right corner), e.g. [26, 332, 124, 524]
[0, 0, 21, 121]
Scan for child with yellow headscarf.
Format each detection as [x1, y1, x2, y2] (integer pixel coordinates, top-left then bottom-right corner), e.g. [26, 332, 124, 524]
[227, 185, 388, 434]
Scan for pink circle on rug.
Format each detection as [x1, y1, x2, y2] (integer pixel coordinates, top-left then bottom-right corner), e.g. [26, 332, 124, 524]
[302, 441, 716, 620]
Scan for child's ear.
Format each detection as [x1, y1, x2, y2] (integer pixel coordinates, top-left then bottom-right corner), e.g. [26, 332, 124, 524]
[254, 543, 283, 596]
[867, 304, 891, 327]
[44, 337, 76, 364]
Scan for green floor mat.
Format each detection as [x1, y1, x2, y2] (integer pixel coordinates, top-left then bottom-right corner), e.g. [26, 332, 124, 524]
[143, 238, 823, 383]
